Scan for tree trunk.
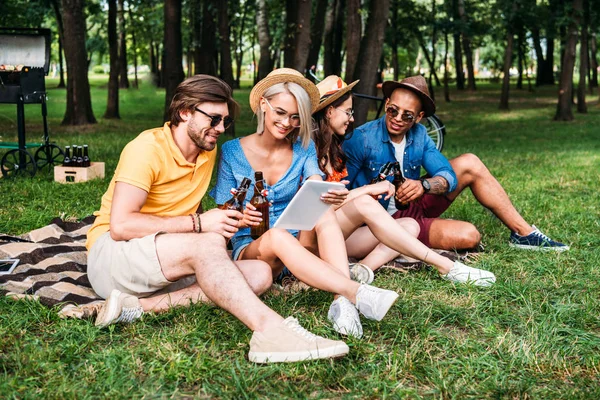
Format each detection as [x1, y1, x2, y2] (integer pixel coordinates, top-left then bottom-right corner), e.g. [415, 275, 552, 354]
[234, 0, 250, 88]
[452, 0, 464, 90]
[577, 0, 588, 113]
[60, 0, 96, 125]
[590, 32, 598, 88]
[127, 5, 139, 89]
[499, 31, 513, 110]
[517, 31, 524, 90]
[218, 0, 234, 88]
[105, 0, 120, 119]
[197, 0, 217, 76]
[531, 26, 546, 86]
[118, 0, 129, 89]
[256, 0, 273, 81]
[306, 0, 328, 79]
[163, 0, 184, 122]
[554, 0, 582, 121]
[444, 30, 451, 102]
[50, 0, 66, 88]
[345, 0, 361, 83]
[458, 0, 475, 90]
[291, 0, 312, 72]
[284, 0, 298, 68]
[353, 0, 390, 126]
[323, 0, 344, 76]
[416, 31, 442, 87]
[331, 0, 345, 76]
[191, 0, 201, 74]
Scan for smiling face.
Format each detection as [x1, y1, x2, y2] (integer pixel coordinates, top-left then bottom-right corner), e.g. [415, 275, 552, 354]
[186, 102, 229, 151]
[326, 96, 354, 137]
[260, 92, 300, 140]
[384, 88, 424, 142]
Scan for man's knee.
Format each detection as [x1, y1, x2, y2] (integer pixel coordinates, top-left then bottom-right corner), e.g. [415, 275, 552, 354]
[451, 153, 487, 178]
[461, 224, 481, 248]
[176, 232, 227, 261]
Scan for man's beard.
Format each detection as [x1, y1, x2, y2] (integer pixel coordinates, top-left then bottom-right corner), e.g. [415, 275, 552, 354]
[188, 126, 217, 151]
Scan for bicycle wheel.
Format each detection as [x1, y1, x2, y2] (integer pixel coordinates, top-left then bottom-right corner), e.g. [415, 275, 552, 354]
[1, 149, 37, 178]
[35, 144, 64, 171]
[419, 114, 445, 152]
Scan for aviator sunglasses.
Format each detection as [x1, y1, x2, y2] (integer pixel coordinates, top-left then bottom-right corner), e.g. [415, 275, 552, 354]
[385, 106, 417, 123]
[195, 107, 234, 129]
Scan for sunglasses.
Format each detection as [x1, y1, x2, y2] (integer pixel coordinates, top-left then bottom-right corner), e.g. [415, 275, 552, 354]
[195, 107, 234, 129]
[385, 107, 416, 123]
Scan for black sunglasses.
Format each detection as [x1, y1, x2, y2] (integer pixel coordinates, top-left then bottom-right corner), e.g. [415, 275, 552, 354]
[385, 107, 416, 123]
[195, 107, 234, 129]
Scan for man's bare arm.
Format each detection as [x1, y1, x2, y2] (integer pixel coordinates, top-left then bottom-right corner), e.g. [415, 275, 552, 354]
[426, 176, 449, 195]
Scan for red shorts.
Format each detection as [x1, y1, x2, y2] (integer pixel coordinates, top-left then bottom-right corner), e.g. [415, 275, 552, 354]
[391, 194, 453, 247]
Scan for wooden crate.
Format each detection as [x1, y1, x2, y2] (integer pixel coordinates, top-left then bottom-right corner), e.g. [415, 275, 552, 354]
[54, 162, 105, 184]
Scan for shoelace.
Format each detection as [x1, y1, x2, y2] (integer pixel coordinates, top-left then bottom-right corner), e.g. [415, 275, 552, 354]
[532, 230, 551, 242]
[340, 297, 357, 315]
[116, 306, 143, 323]
[284, 318, 318, 341]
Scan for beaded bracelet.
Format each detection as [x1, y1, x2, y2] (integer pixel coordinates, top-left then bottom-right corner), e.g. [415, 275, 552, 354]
[195, 213, 202, 233]
[189, 213, 196, 233]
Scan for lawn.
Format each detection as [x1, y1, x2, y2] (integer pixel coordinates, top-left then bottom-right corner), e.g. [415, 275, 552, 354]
[1, 75, 599, 398]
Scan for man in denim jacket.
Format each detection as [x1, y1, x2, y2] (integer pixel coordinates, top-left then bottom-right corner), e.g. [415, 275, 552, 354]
[343, 75, 568, 251]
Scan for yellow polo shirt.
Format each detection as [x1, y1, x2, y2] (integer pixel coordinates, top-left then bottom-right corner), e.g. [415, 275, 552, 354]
[86, 123, 217, 250]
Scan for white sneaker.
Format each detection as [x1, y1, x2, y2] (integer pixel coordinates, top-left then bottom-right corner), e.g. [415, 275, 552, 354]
[248, 317, 349, 363]
[95, 289, 143, 328]
[349, 262, 374, 284]
[355, 284, 399, 321]
[442, 261, 496, 287]
[328, 296, 363, 338]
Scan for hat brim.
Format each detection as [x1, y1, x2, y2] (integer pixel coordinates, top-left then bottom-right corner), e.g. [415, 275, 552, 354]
[314, 80, 360, 113]
[250, 73, 321, 114]
[382, 81, 436, 117]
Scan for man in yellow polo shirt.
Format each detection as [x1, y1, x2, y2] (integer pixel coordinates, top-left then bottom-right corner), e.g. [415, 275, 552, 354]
[86, 75, 348, 363]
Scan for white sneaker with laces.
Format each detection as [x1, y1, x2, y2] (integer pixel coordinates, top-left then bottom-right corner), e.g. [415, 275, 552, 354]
[442, 261, 496, 287]
[349, 262, 374, 284]
[328, 296, 363, 338]
[95, 289, 144, 328]
[355, 284, 399, 321]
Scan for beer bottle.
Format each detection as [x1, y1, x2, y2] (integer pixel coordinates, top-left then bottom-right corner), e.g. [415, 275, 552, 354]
[83, 145, 90, 167]
[220, 177, 252, 213]
[63, 146, 71, 167]
[392, 162, 409, 210]
[250, 171, 270, 239]
[370, 162, 393, 184]
[76, 146, 84, 167]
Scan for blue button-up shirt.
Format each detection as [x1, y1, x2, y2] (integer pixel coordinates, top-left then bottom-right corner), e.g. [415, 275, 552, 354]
[342, 116, 457, 209]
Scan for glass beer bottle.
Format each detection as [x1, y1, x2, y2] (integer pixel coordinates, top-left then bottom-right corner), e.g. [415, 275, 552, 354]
[220, 177, 252, 213]
[370, 162, 393, 199]
[83, 145, 91, 167]
[63, 146, 71, 167]
[250, 171, 269, 239]
[392, 162, 409, 210]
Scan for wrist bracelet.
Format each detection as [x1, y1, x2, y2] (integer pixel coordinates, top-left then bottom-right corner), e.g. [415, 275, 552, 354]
[189, 214, 196, 233]
[196, 213, 202, 233]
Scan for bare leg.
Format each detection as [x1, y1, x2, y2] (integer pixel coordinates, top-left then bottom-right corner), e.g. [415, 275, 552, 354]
[427, 219, 482, 250]
[155, 232, 283, 332]
[448, 153, 533, 236]
[335, 195, 455, 274]
[139, 260, 273, 313]
[240, 227, 361, 303]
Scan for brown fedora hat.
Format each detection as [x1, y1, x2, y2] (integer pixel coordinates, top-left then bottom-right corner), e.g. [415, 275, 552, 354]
[249, 68, 321, 113]
[314, 75, 359, 113]
[382, 75, 436, 117]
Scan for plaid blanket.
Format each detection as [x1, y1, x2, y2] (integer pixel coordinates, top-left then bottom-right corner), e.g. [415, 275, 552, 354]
[0, 216, 103, 319]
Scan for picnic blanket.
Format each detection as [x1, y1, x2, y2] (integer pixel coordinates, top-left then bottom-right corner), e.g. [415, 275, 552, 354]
[0, 216, 103, 319]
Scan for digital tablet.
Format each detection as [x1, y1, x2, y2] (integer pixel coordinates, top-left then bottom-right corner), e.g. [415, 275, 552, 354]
[0, 259, 19, 275]
[273, 180, 345, 231]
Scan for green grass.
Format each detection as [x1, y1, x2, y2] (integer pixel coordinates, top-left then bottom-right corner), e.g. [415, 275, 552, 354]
[1, 76, 600, 398]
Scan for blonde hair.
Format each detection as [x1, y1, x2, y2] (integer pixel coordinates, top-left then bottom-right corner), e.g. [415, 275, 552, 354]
[255, 82, 313, 148]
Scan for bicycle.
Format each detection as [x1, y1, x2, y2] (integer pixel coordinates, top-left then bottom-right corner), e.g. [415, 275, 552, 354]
[308, 69, 446, 152]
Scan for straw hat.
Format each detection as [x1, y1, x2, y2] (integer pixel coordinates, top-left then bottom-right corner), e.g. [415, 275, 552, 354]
[314, 76, 359, 113]
[382, 75, 436, 117]
[249, 68, 321, 113]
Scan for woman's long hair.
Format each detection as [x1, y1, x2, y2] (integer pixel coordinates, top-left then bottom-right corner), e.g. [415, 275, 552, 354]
[312, 92, 352, 179]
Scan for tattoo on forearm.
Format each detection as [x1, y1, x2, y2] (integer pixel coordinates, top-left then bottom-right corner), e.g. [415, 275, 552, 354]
[428, 176, 449, 195]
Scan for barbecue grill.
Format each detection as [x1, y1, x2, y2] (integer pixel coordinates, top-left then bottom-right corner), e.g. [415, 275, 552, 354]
[0, 27, 63, 178]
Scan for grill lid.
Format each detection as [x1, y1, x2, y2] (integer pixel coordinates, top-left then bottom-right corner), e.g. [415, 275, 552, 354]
[0, 28, 51, 75]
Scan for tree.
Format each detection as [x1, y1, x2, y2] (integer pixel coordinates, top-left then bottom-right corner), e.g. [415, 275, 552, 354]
[458, 0, 476, 90]
[163, 0, 184, 121]
[323, 0, 345, 77]
[196, 0, 218, 76]
[531, 0, 557, 86]
[283, 0, 312, 72]
[61, 0, 97, 125]
[577, 0, 589, 113]
[118, 0, 130, 88]
[306, 0, 329, 79]
[452, 0, 465, 89]
[232, 0, 252, 88]
[555, 0, 582, 121]
[345, 0, 361, 83]
[353, 0, 391, 126]
[256, 0, 273, 81]
[105, 0, 120, 119]
[218, 0, 235, 88]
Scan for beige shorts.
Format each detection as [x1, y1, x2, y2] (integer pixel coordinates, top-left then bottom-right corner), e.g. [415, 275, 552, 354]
[87, 231, 177, 299]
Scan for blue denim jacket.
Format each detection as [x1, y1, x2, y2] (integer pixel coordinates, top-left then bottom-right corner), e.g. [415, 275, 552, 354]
[342, 116, 457, 208]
